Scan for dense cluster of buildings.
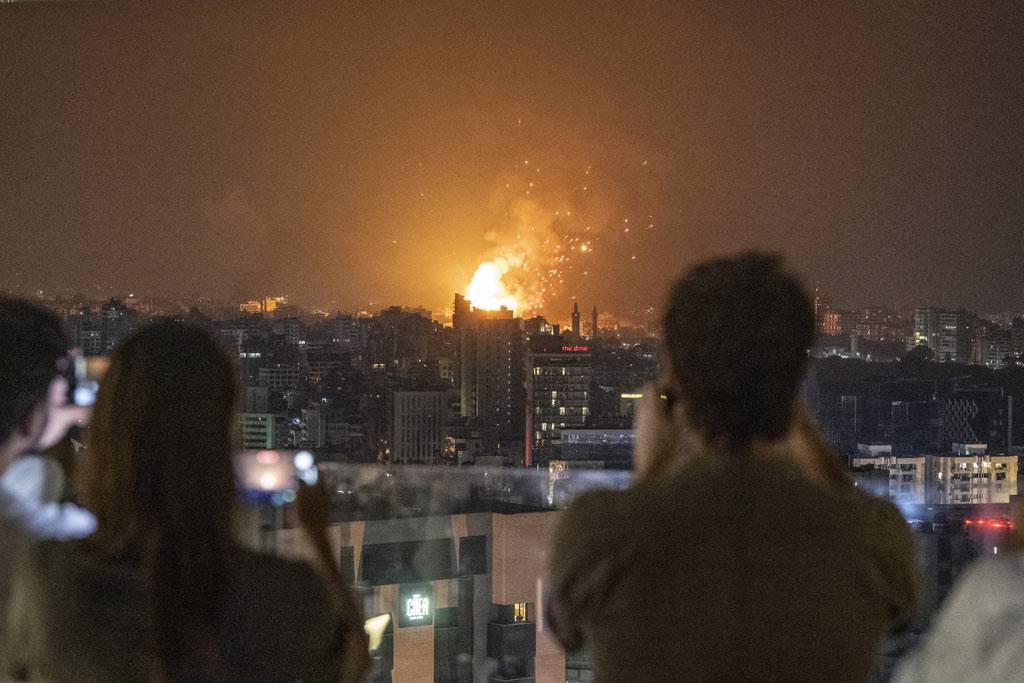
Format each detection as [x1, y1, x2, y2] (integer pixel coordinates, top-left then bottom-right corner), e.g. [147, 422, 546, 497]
[45, 292, 657, 473]
[812, 293, 1024, 368]
[43, 291, 1024, 469]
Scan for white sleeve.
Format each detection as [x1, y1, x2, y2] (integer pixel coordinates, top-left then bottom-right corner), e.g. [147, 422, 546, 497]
[0, 456, 61, 505]
[0, 468, 95, 541]
[894, 557, 1024, 683]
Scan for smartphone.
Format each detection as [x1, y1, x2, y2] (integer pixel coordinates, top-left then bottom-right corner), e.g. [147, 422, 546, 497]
[234, 450, 318, 505]
[66, 355, 108, 407]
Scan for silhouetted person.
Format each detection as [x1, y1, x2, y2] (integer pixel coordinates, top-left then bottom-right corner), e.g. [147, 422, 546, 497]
[3, 321, 367, 681]
[0, 299, 95, 652]
[547, 253, 917, 681]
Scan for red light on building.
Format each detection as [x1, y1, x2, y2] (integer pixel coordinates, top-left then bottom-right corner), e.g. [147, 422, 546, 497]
[964, 518, 1013, 530]
[560, 345, 589, 353]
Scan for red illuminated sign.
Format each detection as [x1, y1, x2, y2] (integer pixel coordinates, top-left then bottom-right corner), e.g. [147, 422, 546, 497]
[561, 345, 589, 352]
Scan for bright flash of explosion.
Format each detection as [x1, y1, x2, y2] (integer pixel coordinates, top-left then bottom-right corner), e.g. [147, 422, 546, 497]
[460, 136, 658, 318]
[465, 258, 520, 311]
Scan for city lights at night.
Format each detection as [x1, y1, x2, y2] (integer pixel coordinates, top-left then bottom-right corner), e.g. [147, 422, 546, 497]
[3, 3, 1024, 682]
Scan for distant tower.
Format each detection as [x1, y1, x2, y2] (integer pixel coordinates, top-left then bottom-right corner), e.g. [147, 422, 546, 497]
[459, 314, 525, 461]
[591, 306, 598, 339]
[813, 288, 825, 333]
[571, 302, 581, 338]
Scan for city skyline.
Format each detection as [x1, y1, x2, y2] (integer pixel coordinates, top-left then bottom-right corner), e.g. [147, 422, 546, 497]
[5, 280, 1024, 325]
[3, 3, 1024, 318]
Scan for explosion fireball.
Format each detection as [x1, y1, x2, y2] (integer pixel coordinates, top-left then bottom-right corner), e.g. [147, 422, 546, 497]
[465, 258, 519, 312]
[460, 132, 659, 319]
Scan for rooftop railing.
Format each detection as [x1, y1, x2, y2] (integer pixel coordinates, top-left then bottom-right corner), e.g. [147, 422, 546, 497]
[240, 461, 1018, 681]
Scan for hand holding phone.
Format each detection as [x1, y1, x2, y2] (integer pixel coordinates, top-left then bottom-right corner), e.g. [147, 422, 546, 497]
[234, 450, 319, 505]
[33, 374, 92, 452]
[64, 353, 107, 408]
[294, 473, 330, 535]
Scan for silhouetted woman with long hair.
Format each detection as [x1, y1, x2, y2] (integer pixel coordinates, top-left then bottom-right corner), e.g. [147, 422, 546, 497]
[3, 321, 367, 681]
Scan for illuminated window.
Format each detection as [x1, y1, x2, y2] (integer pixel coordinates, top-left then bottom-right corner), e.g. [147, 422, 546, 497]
[513, 603, 528, 623]
[559, 407, 566, 415]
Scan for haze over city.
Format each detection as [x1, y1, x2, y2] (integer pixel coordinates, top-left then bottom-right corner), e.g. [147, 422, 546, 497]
[3, 2, 1023, 318]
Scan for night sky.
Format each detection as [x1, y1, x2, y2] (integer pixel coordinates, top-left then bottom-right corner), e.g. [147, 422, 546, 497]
[2, 2, 1023, 319]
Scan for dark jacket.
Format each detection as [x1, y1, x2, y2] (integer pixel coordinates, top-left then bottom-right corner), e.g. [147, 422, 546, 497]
[547, 455, 918, 682]
[3, 542, 345, 682]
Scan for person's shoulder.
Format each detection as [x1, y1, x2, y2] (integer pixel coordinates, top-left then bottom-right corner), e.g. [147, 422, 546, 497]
[847, 486, 906, 522]
[954, 554, 1024, 596]
[230, 546, 335, 612]
[552, 488, 631, 558]
[233, 547, 326, 587]
[563, 487, 628, 519]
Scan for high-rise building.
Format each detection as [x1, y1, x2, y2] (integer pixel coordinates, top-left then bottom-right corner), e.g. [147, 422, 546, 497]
[257, 365, 302, 391]
[525, 336, 592, 467]
[452, 293, 472, 331]
[455, 298, 526, 462]
[570, 302, 580, 338]
[390, 390, 448, 464]
[244, 385, 270, 413]
[944, 388, 1013, 452]
[301, 404, 327, 448]
[912, 308, 972, 362]
[807, 373, 945, 456]
[79, 329, 103, 356]
[852, 306, 903, 342]
[936, 310, 971, 363]
[305, 352, 352, 384]
[101, 298, 130, 353]
[813, 288, 824, 331]
[974, 327, 1013, 369]
[590, 306, 598, 339]
[1012, 317, 1024, 357]
[332, 314, 368, 351]
[239, 413, 287, 449]
[912, 307, 941, 351]
[822, 309, 845, 337]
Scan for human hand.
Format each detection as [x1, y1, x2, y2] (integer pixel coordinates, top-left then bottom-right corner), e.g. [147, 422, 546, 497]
[296, 479, 370, 682]
[295, 477, 331, 538]
[34, 377, 91, 452]
[633, 383, 683, 484]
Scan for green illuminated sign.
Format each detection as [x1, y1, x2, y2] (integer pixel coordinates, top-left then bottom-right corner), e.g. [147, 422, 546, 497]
[397, 584, 433, 627]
